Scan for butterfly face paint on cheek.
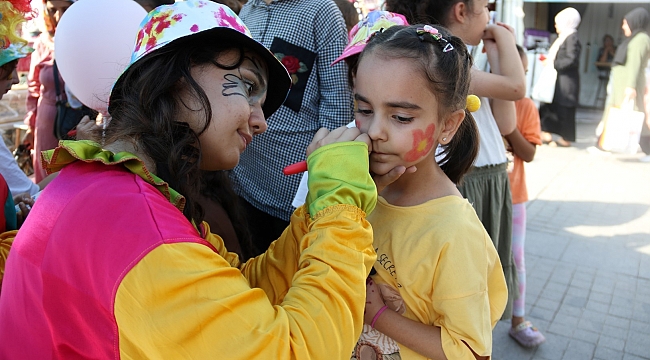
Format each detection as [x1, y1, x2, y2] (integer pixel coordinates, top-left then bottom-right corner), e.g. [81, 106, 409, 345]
[404, 123, 436, 162]
[221, 55, 267, 107]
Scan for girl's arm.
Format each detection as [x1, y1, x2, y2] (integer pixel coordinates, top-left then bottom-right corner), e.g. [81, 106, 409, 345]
[505, 128, 536, 162]
[469, 24, 526, 101]
[489, 98, 517, 136]
[365, 280, 486, 360]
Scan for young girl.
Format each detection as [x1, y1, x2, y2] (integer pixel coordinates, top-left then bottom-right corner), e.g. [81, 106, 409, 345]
[0, 2, 378, 358]
[504, 45, 545, 347]
[352, 24, 507, 360]
[386, 0, 526, 320]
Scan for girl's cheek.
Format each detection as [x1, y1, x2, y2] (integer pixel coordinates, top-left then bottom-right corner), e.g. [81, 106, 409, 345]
[354, 119, 361, 129]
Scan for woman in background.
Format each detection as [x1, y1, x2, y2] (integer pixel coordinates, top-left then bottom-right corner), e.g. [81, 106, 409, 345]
[539, 7, 581, 148]
[24, 0, 73, 182]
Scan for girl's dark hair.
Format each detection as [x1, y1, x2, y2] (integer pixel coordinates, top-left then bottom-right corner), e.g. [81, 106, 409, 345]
[355, 24, 479, 184]
[384, 0, 473, 27]
[107, 32, 245, 224]
[200, 171, 257, 260]
[515, 44, 526, 58]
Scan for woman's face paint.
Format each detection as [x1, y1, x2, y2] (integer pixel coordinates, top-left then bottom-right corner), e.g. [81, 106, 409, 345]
[404, 123, 436, 162]
[180, 49, 269, 171]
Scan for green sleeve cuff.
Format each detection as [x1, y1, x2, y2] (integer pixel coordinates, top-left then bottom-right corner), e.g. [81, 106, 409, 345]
[306, 142, 377, 217]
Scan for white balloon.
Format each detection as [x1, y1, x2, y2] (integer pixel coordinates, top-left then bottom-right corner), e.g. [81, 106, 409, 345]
[54, 0, 147, 112]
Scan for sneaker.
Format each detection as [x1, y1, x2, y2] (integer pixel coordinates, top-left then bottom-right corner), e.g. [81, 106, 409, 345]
[640, 155, 650, 163]
[509, 321, 546, 348]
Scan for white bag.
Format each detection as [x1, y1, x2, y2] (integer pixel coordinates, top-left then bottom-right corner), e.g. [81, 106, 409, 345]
[598, 101, 645, 154]
[531, 65, 557, 104]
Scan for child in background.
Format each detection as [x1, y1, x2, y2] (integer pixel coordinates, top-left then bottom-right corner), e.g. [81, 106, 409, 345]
[504, 45, 545, 347]
[354, 24, 507, 360]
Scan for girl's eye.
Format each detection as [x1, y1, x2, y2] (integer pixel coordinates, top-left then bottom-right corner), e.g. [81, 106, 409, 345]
[356, 109, 373, 116]
[394, 115, 414, 123]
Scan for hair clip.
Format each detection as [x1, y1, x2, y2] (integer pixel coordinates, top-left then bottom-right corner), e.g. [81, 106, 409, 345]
[416, 25, 454, 53]
[466, 95, 481, 112]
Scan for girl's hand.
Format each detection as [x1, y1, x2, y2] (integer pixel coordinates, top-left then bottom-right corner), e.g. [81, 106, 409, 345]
[495, 21, 516, 37]
[13, 194, 35, 228]
[75, 115, 102, 141]
[306, 126, 370, 157]
[372, 165, 416, 194]
[364, 276, 386, 325]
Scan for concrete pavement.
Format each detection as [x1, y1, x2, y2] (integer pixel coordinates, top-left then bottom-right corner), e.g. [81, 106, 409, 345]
[492, 108, 650, 360]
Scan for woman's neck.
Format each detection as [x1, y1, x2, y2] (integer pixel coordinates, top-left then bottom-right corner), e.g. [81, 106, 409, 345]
[380, 156, 461, 207]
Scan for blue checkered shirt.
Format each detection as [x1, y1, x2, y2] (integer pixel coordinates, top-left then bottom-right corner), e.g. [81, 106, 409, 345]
[230, 0, 353, 221]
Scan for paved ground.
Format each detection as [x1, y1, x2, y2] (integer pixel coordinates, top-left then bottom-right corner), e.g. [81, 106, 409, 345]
[493, 108, 650, 360]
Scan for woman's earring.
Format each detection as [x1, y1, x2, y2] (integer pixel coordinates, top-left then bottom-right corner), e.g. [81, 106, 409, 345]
[442, 137, 447, 142]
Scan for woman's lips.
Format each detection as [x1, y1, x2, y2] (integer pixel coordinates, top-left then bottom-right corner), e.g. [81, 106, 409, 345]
[239, 132, 252, 149]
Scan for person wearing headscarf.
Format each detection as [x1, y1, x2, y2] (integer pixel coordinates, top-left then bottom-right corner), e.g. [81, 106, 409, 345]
[540, 7, 582, 147]
[23, 0, 75, 183]
[606, 7, 650, 161]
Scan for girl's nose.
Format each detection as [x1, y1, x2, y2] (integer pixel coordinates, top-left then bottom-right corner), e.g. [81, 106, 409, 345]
[366, 116, 386, 141]
[249, 105, 267, 135]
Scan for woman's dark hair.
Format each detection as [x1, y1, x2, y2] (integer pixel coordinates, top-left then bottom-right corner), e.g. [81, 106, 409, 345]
[0, 60, 18, 80]
[334, 0, 360, 32]
[384, 0, 473, 27]
[200, 171, 256, 260]
[107, 32, 246, 224]
[354, 24, 479, 184]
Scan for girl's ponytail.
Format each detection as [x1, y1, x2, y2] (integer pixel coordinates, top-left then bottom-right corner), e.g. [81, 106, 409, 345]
[439, 110, 479, 184]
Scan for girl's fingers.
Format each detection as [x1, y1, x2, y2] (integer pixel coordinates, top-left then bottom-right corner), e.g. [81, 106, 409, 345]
[354, 133, 372, 151]
[307, 126, 364, 156]
[373, 165, 417, 194]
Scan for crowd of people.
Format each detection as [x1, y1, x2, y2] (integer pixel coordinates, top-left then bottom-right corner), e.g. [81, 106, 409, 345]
[0, 0, 648, 358]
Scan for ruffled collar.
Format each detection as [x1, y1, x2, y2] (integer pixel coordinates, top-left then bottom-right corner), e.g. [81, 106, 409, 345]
[42, 140, 185, 212]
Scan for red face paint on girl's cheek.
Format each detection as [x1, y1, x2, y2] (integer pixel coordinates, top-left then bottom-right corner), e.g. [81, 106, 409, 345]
[404, 123, 436, 162]
[355, 120, 360, 129]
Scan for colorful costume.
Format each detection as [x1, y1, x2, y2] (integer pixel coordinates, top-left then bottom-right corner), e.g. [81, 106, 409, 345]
[354, 196, 507, 360]
[0, 140, 377, 358]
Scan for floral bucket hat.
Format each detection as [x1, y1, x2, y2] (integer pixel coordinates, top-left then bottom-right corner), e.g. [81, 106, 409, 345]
[0, 43, 33, 67]
[331, 10, 408, 65]
[114, 0, 291, 118]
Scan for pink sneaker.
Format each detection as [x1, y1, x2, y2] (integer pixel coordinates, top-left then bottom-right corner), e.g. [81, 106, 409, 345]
[509, 321, 546, 348]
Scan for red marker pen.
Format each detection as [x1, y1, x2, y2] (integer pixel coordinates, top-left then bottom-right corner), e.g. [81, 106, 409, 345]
[283, 160, 307, 175]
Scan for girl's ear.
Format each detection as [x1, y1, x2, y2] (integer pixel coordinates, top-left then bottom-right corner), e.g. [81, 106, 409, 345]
[438, 109, 465, 145]
[451, 1, 469, 25]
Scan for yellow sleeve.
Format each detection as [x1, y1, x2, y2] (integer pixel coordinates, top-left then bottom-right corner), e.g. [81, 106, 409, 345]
[209, 141, 378, 305]
[115, 205, 375, 359]
[0, 230, 18, 286]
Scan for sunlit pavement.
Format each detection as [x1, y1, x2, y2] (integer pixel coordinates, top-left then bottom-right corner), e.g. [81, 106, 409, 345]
[493, 108, 650, 360]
